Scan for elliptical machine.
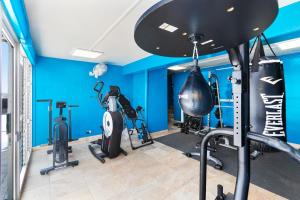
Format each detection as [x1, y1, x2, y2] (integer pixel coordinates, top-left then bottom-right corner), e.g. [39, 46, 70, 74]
[40, 102, 79, 175]
[88, 81, 127, 163]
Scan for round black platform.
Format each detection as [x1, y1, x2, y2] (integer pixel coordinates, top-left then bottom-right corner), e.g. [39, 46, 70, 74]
[135, 0, 278, 57]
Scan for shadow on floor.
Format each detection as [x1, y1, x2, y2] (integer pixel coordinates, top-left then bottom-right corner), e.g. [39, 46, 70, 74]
[155, 132, 300, 200]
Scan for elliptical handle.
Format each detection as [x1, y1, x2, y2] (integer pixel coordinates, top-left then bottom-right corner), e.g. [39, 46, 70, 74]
[93, 81, 107, 108]
[93, 81, 104, 93]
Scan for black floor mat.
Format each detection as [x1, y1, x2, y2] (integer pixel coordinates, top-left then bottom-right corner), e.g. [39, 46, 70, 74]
[155, 132, 300, 200]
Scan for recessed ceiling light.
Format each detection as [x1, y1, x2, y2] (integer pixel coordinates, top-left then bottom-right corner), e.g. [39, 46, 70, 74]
[182, 32, 187, 36]
[165, 25, 178, 32]
[71, 49, 103, 59]
[168, 65, 186, 71]
[159, 23, 169, 30]
[201, 39, 214, 45]
[276, 37, 300, 50]
[211, 44, 216, 47]
[159, 23, 178, 33]
[226, 6, 235, 12]
[253, 27, 260, 31]
[156, 46, 160, 50]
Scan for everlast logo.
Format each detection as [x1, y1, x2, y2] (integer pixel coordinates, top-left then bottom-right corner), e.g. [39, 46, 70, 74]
[260, 93, 285, 137]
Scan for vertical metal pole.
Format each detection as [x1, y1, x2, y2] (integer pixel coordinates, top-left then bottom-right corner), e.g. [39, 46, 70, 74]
[67, 105, 79, 141]
[228, 43, 251, 200]
[48, 100, 53, 145]
[66, 114, 69, 165]
[37, 99, 53, 145]
[207, 72, 211, 129]
[199, 136, 209, 200]
[52, 123, 56, 168]
[68, 106, 72, 141]
[199, 129, 234, 200]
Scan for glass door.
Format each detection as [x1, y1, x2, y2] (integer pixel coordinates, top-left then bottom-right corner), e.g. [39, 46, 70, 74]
[0, 30, 15, 200]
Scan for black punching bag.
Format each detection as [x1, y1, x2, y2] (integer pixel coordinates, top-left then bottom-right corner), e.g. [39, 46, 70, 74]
[250, 35, 287, 143]
[179, 66, 214, 117]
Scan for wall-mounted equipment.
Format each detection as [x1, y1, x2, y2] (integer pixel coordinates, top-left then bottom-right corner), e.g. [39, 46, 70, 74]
[89, 63, 108, 78]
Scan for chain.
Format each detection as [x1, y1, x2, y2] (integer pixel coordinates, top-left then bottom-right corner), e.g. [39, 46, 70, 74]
[192, 41, 199, 67]
[192, 41, 199, 60]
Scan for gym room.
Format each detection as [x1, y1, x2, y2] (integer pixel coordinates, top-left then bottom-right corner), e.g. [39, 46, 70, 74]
[1, 0, 300, 200]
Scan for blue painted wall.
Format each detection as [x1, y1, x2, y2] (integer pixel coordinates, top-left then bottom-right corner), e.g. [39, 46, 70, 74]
[32, 56, 132, 146]
[130, 68, 168, 132]
[281, 53, 300, 144]
[147, 68, 168, 132]
[172, 53, 300, 144]
[32, 56, 170, 146]
[265, 2, 300, 43]
[131, 71, 147, 118]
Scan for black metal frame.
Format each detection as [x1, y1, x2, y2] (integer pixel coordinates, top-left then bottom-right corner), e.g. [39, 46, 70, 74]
[199, 43, 300, 200]
[207, 72, 223, 129]
[68, 104, 79, 141]
[37, 99, 53, 145]
[124, 107, 154, 150]
[229, 43, 251, 200]
[88, 137, 128, 163]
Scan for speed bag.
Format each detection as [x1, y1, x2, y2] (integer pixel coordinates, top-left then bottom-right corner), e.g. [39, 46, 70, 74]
[250, 58, 287, 142]
[179, 68, 214, 117]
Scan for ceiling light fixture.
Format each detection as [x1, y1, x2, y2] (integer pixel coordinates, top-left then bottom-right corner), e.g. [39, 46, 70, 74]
[226, 6, 235, 12]
[71, 49, 103, 59]
[182, 32, 187, 36]
[253, 27, 260, 31]
[168, 65, 186, 71]
[159, 23, 178, 33]
[276, 37, 300, 50]
[201, 39, 214, 45]
[159, 23, 169, 29]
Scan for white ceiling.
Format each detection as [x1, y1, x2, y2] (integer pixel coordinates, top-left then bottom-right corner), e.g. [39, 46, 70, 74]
[278, 0, 300, 7]
[25, 0, 299, 66]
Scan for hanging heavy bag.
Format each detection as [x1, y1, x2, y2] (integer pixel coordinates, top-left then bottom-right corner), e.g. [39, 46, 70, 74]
[250, 34, 287, 151]
[179, 65, 214, 117]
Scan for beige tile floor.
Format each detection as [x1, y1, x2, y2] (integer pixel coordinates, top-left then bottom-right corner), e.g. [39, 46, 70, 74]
[21, 130, 286, 200]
